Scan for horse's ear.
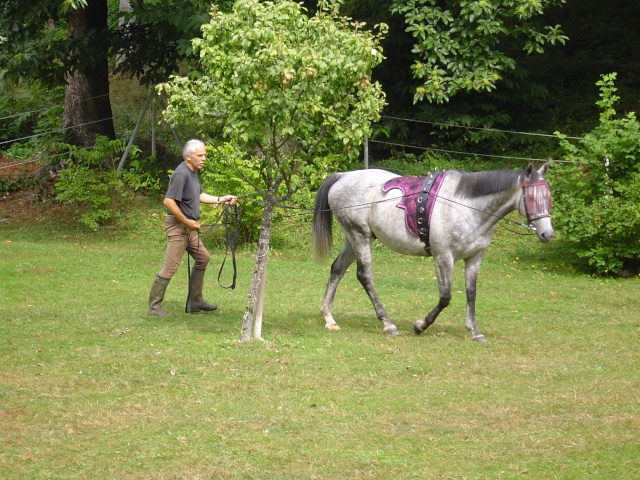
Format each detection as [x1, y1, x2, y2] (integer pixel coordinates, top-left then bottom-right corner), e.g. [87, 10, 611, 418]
[538, 162, 549, 175]
[525, 163, 534, 176]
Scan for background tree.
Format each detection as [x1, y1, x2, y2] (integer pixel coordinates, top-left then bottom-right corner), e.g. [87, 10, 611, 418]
[63, 0, 116, 146]
[111, 0, 219, 86]
[0, 0, 217, 148]
[342, 0, 640, 159]
[3, 0, 638, 155]
[389, 0, 569, 104]
[510, 0, 640, 134]
[0, 0, 115, 144]
[294, 0, 574, 161]
[159, 0, 386, 340]
[1, 0, 117, 146]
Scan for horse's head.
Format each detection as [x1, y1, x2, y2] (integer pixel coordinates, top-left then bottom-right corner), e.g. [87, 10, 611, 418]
[518, 163, 554, 243]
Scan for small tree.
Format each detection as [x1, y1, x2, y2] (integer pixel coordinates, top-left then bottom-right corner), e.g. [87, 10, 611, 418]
[552, 73, 640, 274]
[159, 0, 386, 339]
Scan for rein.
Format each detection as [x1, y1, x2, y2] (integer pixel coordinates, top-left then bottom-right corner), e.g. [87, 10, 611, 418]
[216, 204, 239, 290]
[180, 172, 552, 313]
[242, 191, 539, 234]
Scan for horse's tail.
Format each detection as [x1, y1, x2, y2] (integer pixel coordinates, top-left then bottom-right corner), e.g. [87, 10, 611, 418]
[312, 173, 343, 262]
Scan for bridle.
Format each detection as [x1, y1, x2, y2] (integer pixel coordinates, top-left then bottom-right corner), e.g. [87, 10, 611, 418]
[521, 179, 552, 224]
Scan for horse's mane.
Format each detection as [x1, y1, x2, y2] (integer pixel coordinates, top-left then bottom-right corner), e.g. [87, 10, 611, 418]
[454, 169, 525, 199]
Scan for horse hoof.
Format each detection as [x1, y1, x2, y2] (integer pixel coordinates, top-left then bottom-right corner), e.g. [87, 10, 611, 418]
[325, 324, 340, 331]
[472, 334, 486, 343]
[413, 321, 425, 335]
[384, 327, 399, 336]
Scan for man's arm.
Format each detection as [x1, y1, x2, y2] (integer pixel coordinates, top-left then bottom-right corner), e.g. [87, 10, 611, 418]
[163, 197, 200, 231]
[200, 193, 237, 205]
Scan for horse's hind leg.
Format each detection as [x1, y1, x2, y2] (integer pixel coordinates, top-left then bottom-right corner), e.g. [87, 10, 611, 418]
[320, 242, 356, 331]
[352, 241, 399, 336]
[414, 255, 452, 335]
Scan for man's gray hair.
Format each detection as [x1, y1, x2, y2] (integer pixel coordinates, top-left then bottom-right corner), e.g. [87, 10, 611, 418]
[183, 139, 205, 158]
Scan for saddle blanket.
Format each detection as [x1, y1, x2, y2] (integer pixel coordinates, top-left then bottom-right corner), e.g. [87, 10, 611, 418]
[381, 171, 446, 245]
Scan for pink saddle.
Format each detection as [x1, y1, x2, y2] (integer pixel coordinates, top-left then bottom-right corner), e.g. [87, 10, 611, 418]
[382, 171, 446, 247]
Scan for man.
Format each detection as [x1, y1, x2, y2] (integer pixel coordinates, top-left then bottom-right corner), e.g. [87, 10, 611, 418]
[148, 139, 237, 316]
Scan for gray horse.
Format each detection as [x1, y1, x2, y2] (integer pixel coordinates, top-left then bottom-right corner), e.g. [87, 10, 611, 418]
[312, 163, 554, 341]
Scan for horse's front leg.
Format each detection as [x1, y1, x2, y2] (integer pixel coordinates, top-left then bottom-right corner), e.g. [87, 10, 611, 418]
[321, 243, 356, 331]
[414, 255, 452, 335]
[463, 253, 486, 342]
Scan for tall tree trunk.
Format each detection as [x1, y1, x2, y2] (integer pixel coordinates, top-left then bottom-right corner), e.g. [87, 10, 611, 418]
[240, 197, 275, 341]
[119, 0, 135, 23]
[115, 0, 138, 66]
[63, 0, 115, 147]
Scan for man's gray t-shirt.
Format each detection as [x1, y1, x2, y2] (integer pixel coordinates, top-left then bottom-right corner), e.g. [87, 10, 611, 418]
[165, 162, 203, 220]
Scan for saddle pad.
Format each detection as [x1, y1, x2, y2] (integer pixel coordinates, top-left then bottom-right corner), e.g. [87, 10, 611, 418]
[381, 171, 446, 242]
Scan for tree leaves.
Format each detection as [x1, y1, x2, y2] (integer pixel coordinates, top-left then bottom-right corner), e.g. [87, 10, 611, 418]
[159, 0, 386, 193]
[390, 0, 568, 103]
[552, 73, 640, 274]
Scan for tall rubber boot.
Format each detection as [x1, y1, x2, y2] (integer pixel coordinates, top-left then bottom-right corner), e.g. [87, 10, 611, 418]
[147, 275, 173, 317]
[187, 268, 218, 313]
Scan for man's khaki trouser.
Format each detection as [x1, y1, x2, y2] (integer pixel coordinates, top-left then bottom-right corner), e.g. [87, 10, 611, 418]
[158, 215, 210, 279]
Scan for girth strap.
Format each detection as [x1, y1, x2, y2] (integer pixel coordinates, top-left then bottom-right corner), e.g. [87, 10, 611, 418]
[416, 171, 446, 250]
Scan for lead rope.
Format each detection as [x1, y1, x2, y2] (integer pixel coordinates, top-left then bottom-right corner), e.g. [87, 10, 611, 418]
[184, 205, 238, 313]
[217, 204, 239, 290]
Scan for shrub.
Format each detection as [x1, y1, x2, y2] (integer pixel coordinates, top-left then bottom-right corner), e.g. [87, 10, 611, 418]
[551, 73, 640, 274]
[54, 136, 160, 229]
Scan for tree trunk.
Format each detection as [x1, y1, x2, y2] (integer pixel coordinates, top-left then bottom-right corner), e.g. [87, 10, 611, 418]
[252, 262, 267, 339]
[119, 0, 134, 22]
[240, 197, 275, 341]
[115, 0, 137, 67]
[63, 0, 115, 147]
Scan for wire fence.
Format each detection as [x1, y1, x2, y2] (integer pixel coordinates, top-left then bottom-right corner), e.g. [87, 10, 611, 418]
[367, 138, 571, 164]
[0, 93, 582, 172]
[0, 93, 109, 122]
[1, 95, 574, 234]
[0, 92, 117, 171]
[380, 115, 584, 140]
[0, 116, 114, 171]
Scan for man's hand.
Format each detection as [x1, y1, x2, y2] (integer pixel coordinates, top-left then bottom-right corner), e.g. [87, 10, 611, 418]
[185, 219, 201, 231]
[219, 195, 237, 205]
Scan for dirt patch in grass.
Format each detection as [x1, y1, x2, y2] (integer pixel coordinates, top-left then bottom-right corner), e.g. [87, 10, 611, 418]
[0, 187, 71, 226]
[0, 153, 61, 224]
[0, 151, 80, 227]
[0, 154, 42, 178]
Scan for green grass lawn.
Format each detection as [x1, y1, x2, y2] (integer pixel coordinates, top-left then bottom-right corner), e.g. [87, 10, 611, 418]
[1, 203, 639, 479]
